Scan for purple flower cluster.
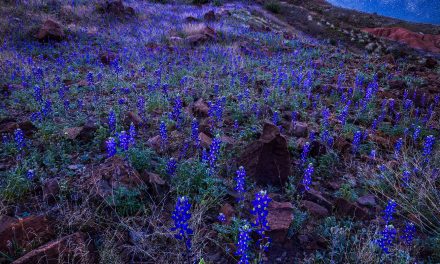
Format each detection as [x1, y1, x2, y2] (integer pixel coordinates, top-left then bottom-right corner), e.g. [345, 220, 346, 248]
[235, 223, 251, 264]
[376, 225, 397, 254]
[302, 163, 314, 191]
[250, 190, 272, 253]
[235, 166, 246, 203]
[14, 128, 25, 152]
[106, 137, 116, 157]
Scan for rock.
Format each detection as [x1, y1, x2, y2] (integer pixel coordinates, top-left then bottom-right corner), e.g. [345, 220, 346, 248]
[142, 171, 167, 197]
[357, 194, 376, 207]
[125, 111, 143, 128]
[185, 16, 200, 23]
[425, 57, 438, 69]
[98, 0, 135, 17]
[43, 178, 60, 204]
[303, 189, 332, 211]
[13, 232, 96, 264]
[100, 51, 118, 65]
[289, 121, 308, 137]
[63, 127, 83, 140]
[184, 25, 216, 46]
[362, 27, 440, 53]
[203, 10, 216, 21]
[334, 198, 370, 221]
[35, 19, 65, 42]
[266, 200, 293, 242]
[148, 135, 162, 152]
[0, 119, 36, 137]
[0, 215, 54, 253]
[88, 156, 143, 198]
[239, 122, 291, 186]
[199, 132, 212, 149]
[220, 203, 235, 224]
[296, 138, 327, 157]
[301, 200, 329, 218]
[62, 122, 97, 142]
[193, 98, 209, 117]
[388, 79, 407, 90]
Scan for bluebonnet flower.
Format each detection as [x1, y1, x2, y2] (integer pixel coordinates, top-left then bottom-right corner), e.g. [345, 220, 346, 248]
[321, 108, 330, 127]
[14, 128, 25, 151]
[301, 142, 310, 164]
[383, 199, 397, 224]
[352, 130, 362, 154]
[63, 99, 70, 110]
[129, 123, 136, 147]
[302, 163, 314, 191]
[106, 137, 116, 157]
[208, 135, 221, 173]
[413, 126, 421, 141]
[201, 148, 208, 164]
[422, 135, 435, 157]
[251, 190, 272, 253]
[42, 100, 52, 117]
[235, 166, 246, 203]
[77, 99, 83, 110]
[401, 222, 416, 246]
[159, 121, 168, 147]
[370, 149, 377, 160]
[170, 95, 183, 128]
[402, 170, 411, 187]
[86, 72, 94, 86]
[272, 111, 279, 126]
[34, 85, 42, 103]
[235, 224, 251, 264]
[167, 158, 177, 177]
[234, 120, 239, 131]
[339, 104, 349, 125]
[118, 131, 129, 151]
[26, 169, 35, 181]
[217, 213, 226, 223]
[376, 225, 396, 254]
[191, 118, 199, 147]
[108, 110, 116, 134]
[171, 196, 193, 251]
[394, 138, 403, 159]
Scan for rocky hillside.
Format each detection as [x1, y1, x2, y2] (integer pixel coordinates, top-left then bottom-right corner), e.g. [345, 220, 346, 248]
[0, 0, 439, 263]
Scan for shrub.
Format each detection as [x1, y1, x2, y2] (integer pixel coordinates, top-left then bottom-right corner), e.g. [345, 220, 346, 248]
[264, 1, 282, 14]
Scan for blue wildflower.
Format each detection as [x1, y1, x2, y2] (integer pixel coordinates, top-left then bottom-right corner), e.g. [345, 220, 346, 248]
[166, 158, 177, 177]
[383, 199, 397, 224]
[118, 131, 129, 152]
[14, 128, 25, 151]
[401, 222, 416, 246]
[171, 196, 193, 251]
[108, 110, 116, 134]
[352, 130, 362, 154]
[394, 138, 403, 159]
[376, 225, 396, 254]
[302, 163, 314, 191]
[251, 190, 272, 254]
[159, 121, 168, 147]
[106, 137, 117, 157]
[26, 169, 35, 181]
[218, 213, 226, 223]
[235, 166, 246, 203]
[235, 223, 251, 264]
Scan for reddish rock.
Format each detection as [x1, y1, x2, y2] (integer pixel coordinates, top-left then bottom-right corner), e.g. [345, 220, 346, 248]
[100, 51, 118, 65]
[239, 122, 291, 186]
[0, 119, 36, 137]
[199, 132, 212, 149]
[99, 0, 135, 17]
[266, 200, 293, 242]
[141, 171, 167, 197]
[193, 98, 209, 117]
[125, 111, 143, 128]
[357, 194, 376, 207]
[303, 189, 332, 211]
[43, 178, 60, 204]
[13, 232, 96, 264]
[301, 200, 329, 218]
[148, 135, 162, 152]
[334, 198, 370, 221]
[289, 121, 308, 137]
[220, 203, 235, 224]
[63, 127, 83, 140]
[88, 156, 143, 198]
[363, 27, 440, 53]
[203, 10, 216, 21]
[35, 19, 65, 42]
[425, 57, 438, 69]
[0, 215, 54, 253]
[334, 136, 351, 155]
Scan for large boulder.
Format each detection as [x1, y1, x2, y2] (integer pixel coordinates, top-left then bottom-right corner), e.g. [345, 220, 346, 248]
[13, 232, 96, 264]
[363, 27, 440, 53]
[35, 19, 65, 42]
[0, 215, 54, 253]
[239, 122, 291, 186]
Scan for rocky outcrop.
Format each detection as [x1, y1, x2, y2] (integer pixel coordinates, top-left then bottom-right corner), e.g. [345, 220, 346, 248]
[35, 19, 65, 42]
[239, 122, 291, 186]
[363, 27, 440, 53]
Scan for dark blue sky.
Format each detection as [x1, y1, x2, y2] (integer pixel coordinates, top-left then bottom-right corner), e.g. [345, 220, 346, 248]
[326, 0, 440, 25]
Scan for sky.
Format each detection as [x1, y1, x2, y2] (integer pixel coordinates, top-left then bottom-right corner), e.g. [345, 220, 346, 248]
[326, 0, 440, 25]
